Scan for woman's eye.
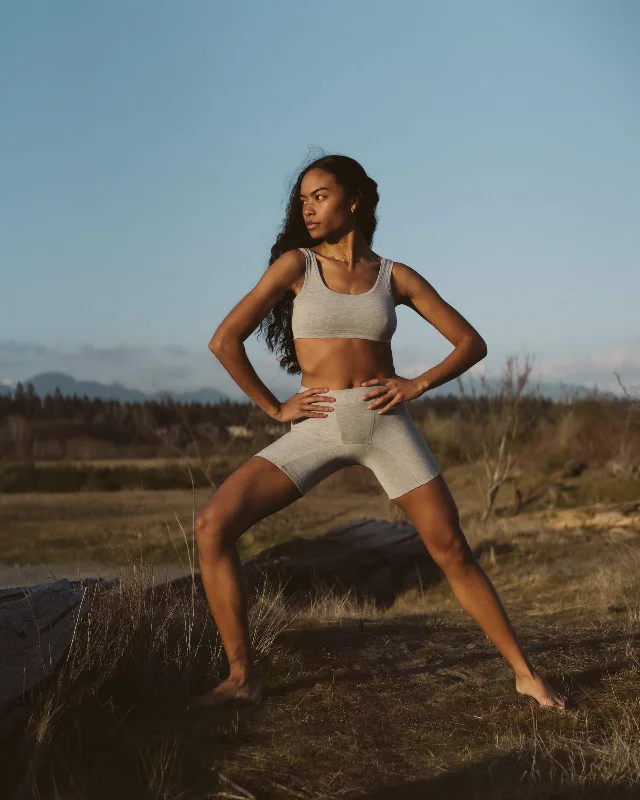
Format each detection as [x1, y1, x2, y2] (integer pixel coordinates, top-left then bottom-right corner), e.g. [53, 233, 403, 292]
[301, 194, 325, 206]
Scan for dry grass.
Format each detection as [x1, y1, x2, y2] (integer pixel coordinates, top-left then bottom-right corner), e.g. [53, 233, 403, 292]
[2, 478, 640, 798]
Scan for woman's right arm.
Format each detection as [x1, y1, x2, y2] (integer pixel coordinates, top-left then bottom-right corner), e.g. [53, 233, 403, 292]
[208, 249, 306, 420]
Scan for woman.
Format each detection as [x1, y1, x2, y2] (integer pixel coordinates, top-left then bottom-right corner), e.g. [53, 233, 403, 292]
[188, 154, 567, 712]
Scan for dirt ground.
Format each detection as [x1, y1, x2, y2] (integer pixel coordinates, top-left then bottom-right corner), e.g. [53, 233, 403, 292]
[179, 503, 640, 798]
[2, 454, 640, 797]
[4, 502, 639, 799]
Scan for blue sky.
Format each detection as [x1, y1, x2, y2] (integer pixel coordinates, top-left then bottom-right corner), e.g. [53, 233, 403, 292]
[2, 0, 639, 400]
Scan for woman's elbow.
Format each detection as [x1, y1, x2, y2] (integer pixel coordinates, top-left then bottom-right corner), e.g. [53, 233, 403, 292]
[209, 331, 230, 353]
[470, 334, 487, 360]
[209, 328, 243, 353]
[208, 333, 223, 353]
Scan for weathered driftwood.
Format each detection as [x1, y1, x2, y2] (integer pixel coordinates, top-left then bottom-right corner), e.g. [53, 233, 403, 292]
[0, 577, 118, 719]
[155, 515, 445, 607]
[159, 515, 502, 606]
[240, 515, 444, 606]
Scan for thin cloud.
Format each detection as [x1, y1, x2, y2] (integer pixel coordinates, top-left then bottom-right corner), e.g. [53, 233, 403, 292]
[534, 344, 640, 392]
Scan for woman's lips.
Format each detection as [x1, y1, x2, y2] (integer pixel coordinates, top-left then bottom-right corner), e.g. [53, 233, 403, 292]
[306, 222, 320, 229]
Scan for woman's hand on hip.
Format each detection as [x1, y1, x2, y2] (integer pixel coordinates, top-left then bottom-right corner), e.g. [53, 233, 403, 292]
[273, 387, 336, 423]
[360, 375, 423, 413]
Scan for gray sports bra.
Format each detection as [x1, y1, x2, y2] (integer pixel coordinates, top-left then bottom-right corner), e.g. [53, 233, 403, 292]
[291, 247, 398, 342]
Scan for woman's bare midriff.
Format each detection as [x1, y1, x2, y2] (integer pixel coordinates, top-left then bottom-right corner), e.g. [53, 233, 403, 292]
[294, 338, 396, 389]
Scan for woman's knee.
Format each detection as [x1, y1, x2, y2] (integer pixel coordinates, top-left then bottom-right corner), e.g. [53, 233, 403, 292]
[195, 506, 238, 554]
[429, 524, 476, 573]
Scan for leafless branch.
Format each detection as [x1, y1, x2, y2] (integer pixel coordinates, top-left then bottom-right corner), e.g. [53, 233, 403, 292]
[458, 354, 540, 520]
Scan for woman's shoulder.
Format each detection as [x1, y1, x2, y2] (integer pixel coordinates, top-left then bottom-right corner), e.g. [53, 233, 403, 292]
[382, 260, 433, 304]
[263, 248, 308, 294]
[270, 248, 307, 268]
[385, 259, 422, 279]
[280, 247, 308, 262]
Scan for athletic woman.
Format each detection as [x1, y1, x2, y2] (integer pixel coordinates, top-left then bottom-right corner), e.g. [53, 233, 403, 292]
[187, 154, 567, 712]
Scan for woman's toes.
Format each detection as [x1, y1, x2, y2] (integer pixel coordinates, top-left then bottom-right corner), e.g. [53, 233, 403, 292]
[545, 692, 567, 710]
[516, 674, 568, 710]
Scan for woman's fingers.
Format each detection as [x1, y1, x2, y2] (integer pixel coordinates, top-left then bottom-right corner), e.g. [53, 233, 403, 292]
[375, 399, 401, 414]
[361, 386, 387, 401]
[367, 391, 394, 408]
[306, 391, 335, 410]
[308, 389, 335, 403]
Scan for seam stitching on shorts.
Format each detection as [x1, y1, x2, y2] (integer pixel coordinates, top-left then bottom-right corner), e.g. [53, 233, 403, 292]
[368, 442, 441, 486]
[367, 443, 421, 483]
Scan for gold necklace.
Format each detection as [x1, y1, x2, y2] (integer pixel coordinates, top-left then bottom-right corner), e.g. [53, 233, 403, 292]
[317, 246, 349, 264]
[318, 248, 382, 271]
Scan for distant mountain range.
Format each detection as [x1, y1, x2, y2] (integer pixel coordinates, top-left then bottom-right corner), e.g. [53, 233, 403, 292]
[0, 371, 617, 404]
[427, 376, 610, 401]
[0, 372, 229, 404]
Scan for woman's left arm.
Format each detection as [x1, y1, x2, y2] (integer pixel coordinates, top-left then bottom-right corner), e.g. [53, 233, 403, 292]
[399, 261, 487, 393]
[362, 262, 487, 410]
[364, 261, 486, 402]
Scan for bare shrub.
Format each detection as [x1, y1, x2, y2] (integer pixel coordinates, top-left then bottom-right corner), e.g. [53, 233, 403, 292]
[608, 373, 640, 479]
[457, 354, 541, 520]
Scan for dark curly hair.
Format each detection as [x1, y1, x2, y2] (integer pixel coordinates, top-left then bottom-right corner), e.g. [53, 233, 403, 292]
[256, 152, 380, 375]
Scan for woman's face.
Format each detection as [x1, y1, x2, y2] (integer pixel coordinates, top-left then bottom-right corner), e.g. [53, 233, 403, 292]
[299, 169, 353, 239]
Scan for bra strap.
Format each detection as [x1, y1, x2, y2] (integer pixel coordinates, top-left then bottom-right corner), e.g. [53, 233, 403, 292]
[381, 257, 392, 291]
[304, 247, 324, 286]
[298, 247, 313, 278]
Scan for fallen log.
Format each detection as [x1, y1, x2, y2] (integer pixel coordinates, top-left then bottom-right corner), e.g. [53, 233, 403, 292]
[170, 515, 506, 606]
[241, 516, 442, 606]
[0, 577, 119, 719]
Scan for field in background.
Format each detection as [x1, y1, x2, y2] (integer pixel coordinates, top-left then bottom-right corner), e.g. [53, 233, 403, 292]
[3, 386, 640, 796]
[3, 492, 640, 798]
[1, 453, 638, 589]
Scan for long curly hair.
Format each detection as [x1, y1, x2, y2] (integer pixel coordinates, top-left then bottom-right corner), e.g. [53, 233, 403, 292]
[256, 153, 380, 375]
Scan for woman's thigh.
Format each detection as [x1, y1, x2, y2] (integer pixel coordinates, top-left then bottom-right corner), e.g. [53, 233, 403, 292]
[197, 455, 303, 541]
[391, 474, 474, 563]
[365, 403, 441, 501]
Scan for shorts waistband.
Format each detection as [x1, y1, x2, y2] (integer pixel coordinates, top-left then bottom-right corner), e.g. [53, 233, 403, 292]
[298, 384, 386, 405]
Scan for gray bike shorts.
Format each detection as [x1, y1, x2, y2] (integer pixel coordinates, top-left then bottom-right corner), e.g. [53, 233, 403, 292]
[254, 385, 441, 499]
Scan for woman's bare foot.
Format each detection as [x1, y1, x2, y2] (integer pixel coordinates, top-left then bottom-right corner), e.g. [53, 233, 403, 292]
[186, 670, 262, 710]
[515, 671, 567, 710]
